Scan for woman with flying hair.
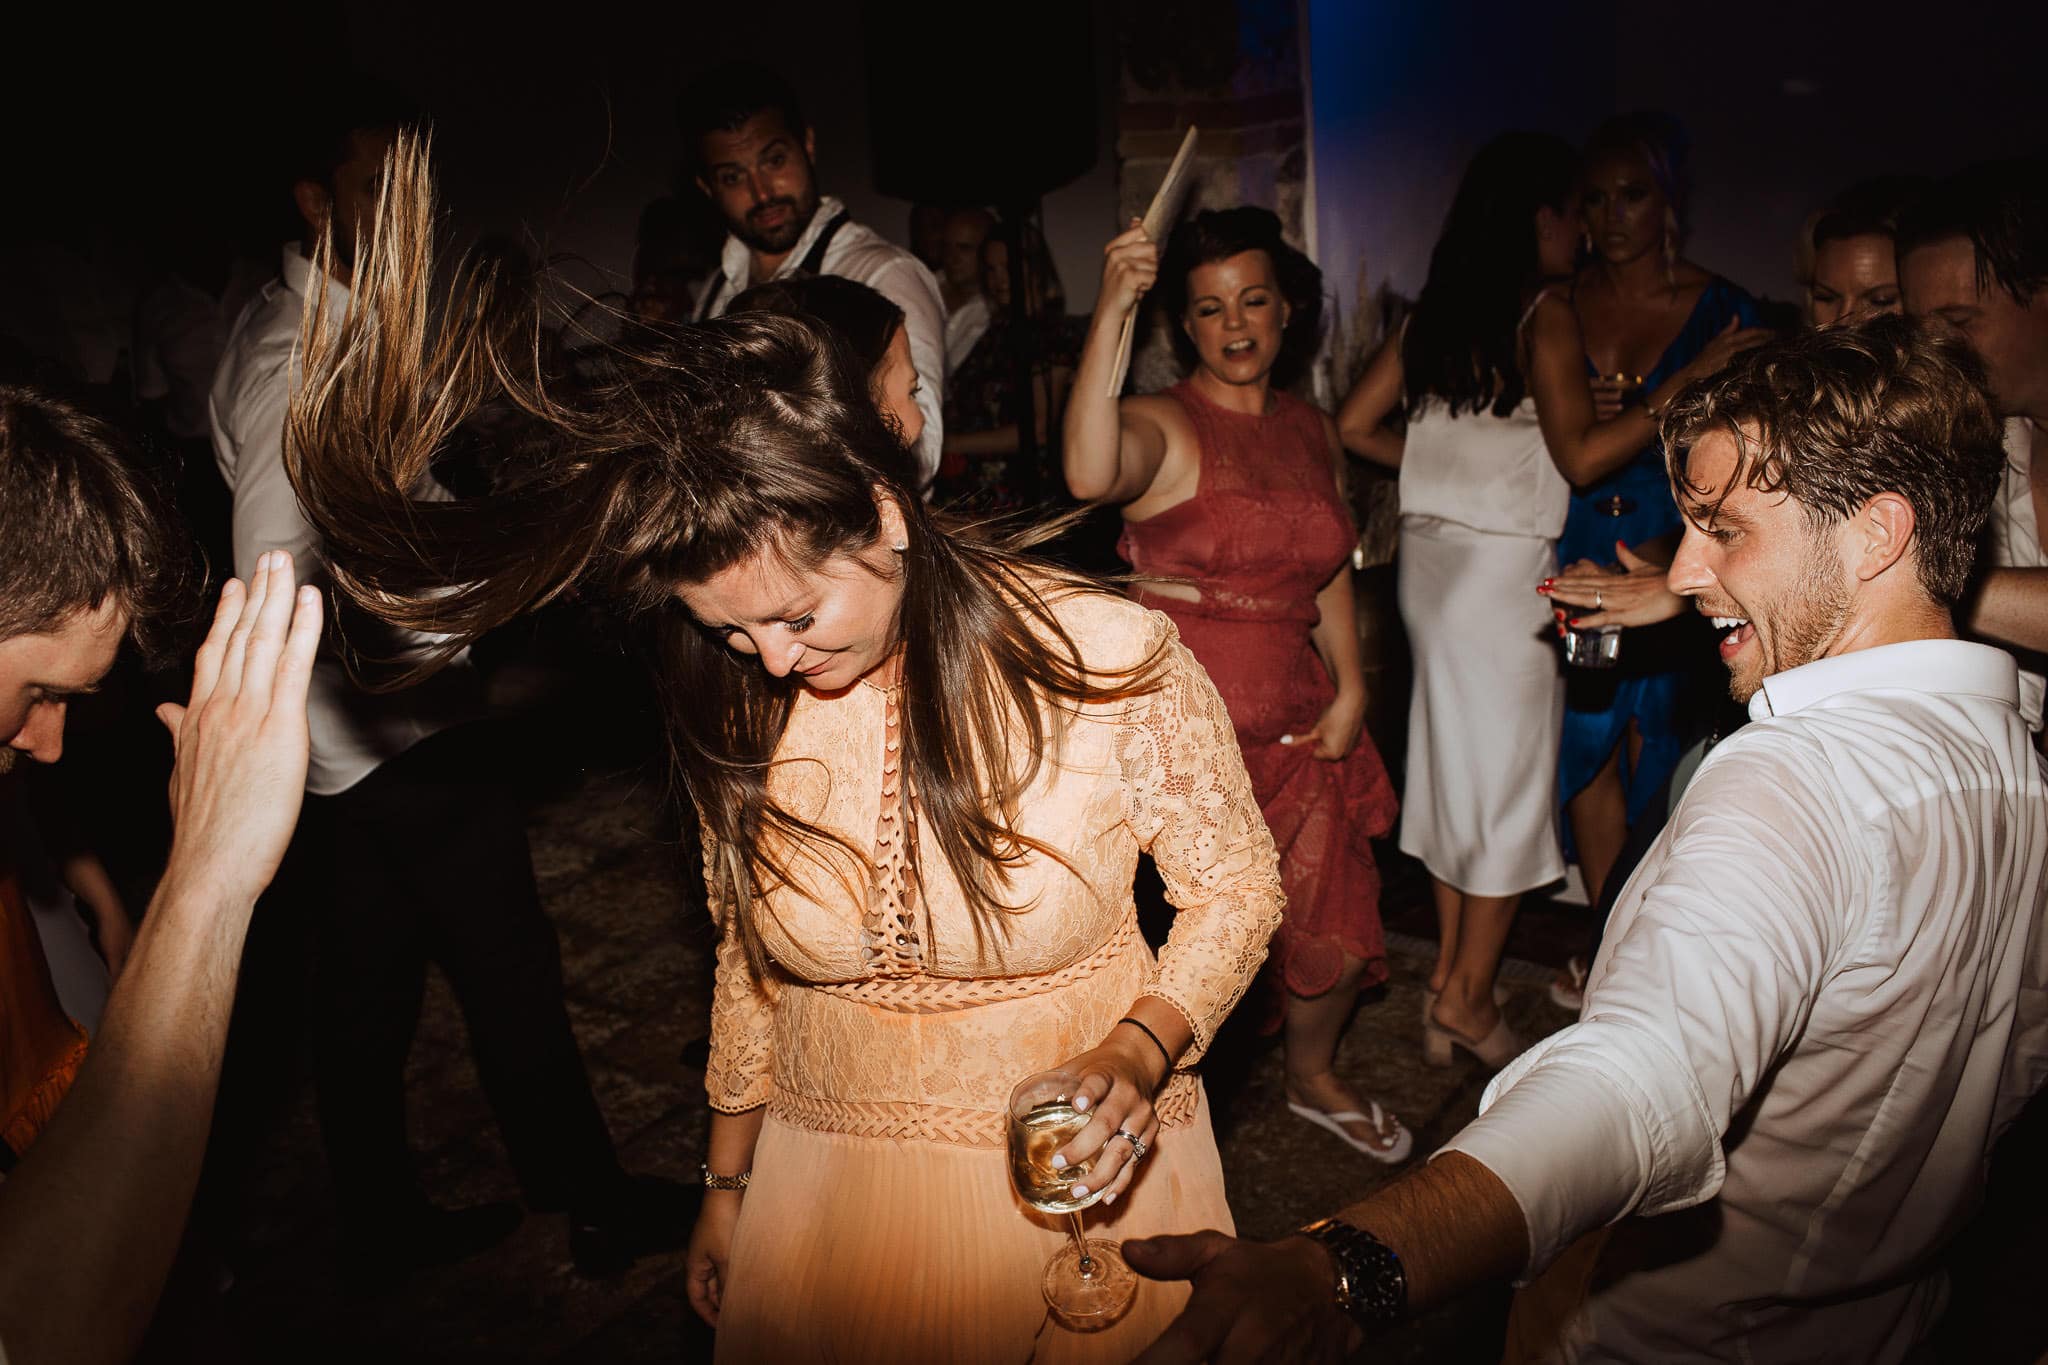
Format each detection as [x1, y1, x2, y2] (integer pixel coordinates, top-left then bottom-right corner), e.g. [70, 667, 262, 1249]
[285, 134, 1281, 1361]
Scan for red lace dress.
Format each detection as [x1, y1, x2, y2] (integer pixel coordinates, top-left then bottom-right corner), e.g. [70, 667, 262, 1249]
[1120, 380, 1398, 1003]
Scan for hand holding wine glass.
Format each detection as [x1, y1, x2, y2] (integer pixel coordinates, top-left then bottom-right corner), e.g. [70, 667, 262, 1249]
[1009, 1029, 1169, 1328]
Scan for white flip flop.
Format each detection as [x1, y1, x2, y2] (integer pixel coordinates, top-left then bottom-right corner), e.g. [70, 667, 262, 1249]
[1286, 1100, 1415, 1165]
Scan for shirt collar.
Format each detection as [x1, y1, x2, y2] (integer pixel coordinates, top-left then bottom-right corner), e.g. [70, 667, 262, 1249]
[1748, 637, 2021, 721]
[280, 242, 354, 317]
[718, 194, 848, 287]
[2008, 416, 2037, 478]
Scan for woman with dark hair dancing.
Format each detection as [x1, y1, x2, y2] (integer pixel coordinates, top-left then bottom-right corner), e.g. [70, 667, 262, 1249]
[1064, 208, 1410, 1163]
[727, 273, 927, 456]
[1338, 132, 1759, 1062]
[286, 136, 1281, 1362]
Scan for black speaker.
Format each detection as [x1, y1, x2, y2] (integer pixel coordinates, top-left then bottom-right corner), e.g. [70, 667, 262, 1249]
[861, 3, 1099, 205]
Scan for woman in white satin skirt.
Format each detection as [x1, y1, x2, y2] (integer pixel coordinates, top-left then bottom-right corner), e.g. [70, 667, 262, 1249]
[1338, 132, 1688, 1070]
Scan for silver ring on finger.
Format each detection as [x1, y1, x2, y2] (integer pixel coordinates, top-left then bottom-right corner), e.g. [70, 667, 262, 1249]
[1595, 589, 1603, 610]
[1116, 1128, 1148, 1162]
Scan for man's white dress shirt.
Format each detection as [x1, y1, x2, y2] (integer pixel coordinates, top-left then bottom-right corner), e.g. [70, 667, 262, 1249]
[1444, 638, 2048, 1363]
[944, 291, 991, 375]
[696, 196, 946, 485]
[1991, 417, 2045, 730]
[209, 244, 480, 796]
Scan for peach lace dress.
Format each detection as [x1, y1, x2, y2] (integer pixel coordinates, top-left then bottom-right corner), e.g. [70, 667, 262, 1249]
[704, 590, 1284, 1362]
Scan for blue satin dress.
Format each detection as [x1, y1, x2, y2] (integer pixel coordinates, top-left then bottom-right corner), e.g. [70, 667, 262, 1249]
[1556, 277, 1761, 830]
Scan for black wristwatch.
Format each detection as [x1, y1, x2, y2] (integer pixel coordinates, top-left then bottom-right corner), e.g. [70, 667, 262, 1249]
[1298, 1217, 1408, 1332]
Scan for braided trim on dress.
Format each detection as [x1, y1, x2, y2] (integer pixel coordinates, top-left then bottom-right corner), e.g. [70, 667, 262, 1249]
[767, 1071, 1203, 1147]
[813, 912, 1139, 1014]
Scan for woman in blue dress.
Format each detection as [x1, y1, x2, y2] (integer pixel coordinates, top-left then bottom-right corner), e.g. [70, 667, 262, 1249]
[1557, 112, 1767, 909]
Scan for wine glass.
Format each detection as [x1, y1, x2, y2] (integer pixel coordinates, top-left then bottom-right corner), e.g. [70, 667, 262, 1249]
[1006, 1069, 1137, 1328]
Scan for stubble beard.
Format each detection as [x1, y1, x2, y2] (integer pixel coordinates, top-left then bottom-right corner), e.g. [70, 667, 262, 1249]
[1729, 533, 1852, 702]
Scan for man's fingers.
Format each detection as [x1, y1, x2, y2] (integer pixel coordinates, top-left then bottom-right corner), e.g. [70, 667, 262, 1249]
[271, 586, 324, 712]
[1125, 1233, 1241, 1364]
[187, 577, 245, 711]
[1127, 1240, 1242, 1365]
[1124, 1229, 1232, 1282]
[215, 551, 276, 700]
[238, 554, 300, 703]
[155, 702, 187, 745]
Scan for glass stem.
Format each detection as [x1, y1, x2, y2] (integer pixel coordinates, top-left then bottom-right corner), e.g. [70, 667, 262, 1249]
[1066, 1213, 1095, 1278]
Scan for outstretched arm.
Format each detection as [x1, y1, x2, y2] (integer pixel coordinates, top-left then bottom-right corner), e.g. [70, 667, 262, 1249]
[1064, 222, 1174, 506]
[0, 553, 321, 1365]
[1128, 1151, 1528, 1364]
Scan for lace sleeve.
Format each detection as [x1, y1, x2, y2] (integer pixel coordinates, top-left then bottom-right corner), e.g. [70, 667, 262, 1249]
[1114, 616, 1285, 1064]
[700, 821, 775, 1113]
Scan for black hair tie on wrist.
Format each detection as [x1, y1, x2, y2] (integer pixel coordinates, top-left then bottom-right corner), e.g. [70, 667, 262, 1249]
[1117, 1015, 1173, 1078]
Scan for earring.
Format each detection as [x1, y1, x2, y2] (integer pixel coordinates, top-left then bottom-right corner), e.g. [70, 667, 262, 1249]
[891, 541, 908, 552]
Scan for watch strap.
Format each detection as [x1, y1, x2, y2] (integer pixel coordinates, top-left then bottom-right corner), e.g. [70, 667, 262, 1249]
[1298, 1216, 1407, 1332]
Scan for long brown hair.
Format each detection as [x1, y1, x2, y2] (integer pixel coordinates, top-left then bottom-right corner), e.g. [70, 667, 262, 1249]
[285, 131, 1165, 974]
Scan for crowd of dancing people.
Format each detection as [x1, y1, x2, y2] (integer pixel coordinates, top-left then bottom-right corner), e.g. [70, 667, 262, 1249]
[0, 54, 2044, 1365]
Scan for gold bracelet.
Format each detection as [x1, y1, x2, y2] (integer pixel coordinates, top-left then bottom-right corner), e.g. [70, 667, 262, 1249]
[701, 1163, 751, 1191]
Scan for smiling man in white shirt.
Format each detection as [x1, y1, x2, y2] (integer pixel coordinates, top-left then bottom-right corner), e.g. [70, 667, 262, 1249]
[680, 62, 946, 485]
[1129, 315, 2048, 1364]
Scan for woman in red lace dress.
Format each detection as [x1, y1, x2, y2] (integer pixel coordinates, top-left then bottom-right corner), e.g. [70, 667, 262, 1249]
[1065, 208, 1409, 1162]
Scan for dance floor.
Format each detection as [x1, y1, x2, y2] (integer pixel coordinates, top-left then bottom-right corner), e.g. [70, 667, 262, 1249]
[137, 758, 2045, 1362]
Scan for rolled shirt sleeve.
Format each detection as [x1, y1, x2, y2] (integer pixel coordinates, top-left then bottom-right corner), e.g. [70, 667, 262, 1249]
[1439, 741, 1858, 1275]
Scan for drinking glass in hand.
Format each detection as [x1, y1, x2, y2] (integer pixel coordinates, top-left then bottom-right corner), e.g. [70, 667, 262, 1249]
[1562, 557, 1626, 669]
[1007, 1069, 1136, 1327]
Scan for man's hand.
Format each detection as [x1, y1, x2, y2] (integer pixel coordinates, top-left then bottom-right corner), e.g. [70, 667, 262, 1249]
[1128, 1230, 1358, 1364]
[155, 551, 321, 908]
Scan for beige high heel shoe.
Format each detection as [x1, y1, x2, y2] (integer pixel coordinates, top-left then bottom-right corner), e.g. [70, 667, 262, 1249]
[1422, 986, 1514, 1067]
[1423, 1001, 1524, 1070]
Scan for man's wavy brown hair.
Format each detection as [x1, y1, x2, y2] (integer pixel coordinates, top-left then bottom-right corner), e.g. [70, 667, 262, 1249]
[0, 384, 189, 662]
[1660, 313, 2006, 605]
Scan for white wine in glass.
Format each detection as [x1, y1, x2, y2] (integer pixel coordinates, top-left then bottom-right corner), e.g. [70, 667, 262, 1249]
[1007, 1070, 1136, 1327]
